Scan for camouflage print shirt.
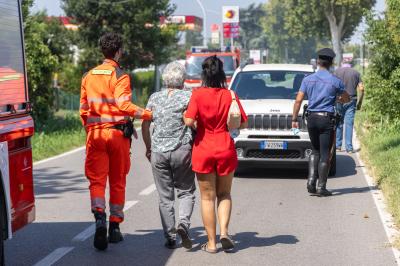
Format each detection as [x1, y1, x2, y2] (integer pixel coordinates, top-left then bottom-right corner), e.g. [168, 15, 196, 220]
[146, 88, 193, 153]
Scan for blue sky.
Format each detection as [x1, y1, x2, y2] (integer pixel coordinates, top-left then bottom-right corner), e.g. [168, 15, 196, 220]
[33, 0, 385, 43]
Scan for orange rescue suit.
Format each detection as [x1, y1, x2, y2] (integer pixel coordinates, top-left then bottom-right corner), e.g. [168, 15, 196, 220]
[80, 59, 152, 223]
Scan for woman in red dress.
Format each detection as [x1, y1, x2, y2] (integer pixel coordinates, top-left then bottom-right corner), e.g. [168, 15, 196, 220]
[184, 56, 248, 253]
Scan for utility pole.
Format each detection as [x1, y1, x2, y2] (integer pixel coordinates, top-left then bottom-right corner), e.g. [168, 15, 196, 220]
[195, 0, 207, 47]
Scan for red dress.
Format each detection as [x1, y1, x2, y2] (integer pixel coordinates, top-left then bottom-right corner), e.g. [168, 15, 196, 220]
[185, 87, 248, 176]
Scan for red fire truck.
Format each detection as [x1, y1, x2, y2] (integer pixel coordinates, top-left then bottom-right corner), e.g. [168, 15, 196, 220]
[184, 47, 240, 89]
[0, 0, 35, 262]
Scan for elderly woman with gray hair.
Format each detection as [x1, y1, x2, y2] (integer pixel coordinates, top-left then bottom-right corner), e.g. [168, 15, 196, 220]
[142, 61, 195, 250]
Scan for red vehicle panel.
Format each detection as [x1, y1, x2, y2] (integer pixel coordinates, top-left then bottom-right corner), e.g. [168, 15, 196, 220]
[0, 0, 35, 243]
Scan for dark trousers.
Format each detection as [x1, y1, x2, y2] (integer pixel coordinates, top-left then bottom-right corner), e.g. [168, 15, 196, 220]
[307, 114, 335, 163]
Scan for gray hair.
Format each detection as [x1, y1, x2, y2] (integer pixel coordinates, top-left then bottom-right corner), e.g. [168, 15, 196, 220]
[162, 61, 186, 89]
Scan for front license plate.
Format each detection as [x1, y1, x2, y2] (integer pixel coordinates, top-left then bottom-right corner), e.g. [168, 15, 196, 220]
[260, 141, 288, 150]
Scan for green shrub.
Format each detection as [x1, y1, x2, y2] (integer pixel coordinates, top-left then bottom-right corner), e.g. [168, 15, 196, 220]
[364, 69, 400, 122]
[131, 71, 155, 107]
[32, 112, 86, 161]
[364, 0, 400, 122]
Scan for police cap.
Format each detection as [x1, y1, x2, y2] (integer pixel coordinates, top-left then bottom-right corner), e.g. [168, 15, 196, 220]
[317, 48, 336, 60]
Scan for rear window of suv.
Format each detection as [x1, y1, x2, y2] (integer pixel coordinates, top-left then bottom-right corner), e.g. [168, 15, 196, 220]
[231, 71, 312, 100]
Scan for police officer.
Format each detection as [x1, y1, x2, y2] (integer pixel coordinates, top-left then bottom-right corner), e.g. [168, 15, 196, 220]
[292, 48, 350, 196]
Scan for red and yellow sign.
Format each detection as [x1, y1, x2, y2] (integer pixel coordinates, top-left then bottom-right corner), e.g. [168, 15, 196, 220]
[222, 6, 239, 23]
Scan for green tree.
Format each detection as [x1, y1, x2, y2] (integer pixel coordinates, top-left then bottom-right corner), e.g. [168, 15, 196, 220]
[261, 0, 319, 63]
[363, 0, 400, 121]
[62, 0, 178, 71]
[239, 3, 266, 50]
[22, 0, 58, 123]
[185, 30, 203, 48]
[284, 0, 375, 64]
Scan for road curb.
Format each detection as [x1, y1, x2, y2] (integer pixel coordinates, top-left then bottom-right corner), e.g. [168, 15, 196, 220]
[354, 133, 400, 265]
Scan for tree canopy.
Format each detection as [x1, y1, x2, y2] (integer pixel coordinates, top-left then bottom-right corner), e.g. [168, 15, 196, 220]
[284, 0, 376, 64]
[239, 4, 266, 50]
[261, 0, 319, 63]
[23, 0, 59, 123]
[62, 0, 178, 70]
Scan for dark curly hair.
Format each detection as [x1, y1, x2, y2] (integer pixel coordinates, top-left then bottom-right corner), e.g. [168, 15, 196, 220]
[99, 32, 123, 59]
[201, 55, 227, 88]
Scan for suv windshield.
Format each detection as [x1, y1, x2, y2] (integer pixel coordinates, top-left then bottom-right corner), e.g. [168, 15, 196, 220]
[231, 71, 312, 100]
[186, 55, 236, 78]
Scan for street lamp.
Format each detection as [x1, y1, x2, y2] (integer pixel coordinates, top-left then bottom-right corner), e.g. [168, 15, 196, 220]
[195, 0, 207, 47]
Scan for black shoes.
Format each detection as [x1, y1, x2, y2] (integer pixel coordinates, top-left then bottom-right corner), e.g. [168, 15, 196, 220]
[164, 239, 177, 249]
[317, 187, 333, 196]
[93, 212, 124, 250]
[93, 211, 108, 251]
[176, 223, 192, 250]
[108, 222, 124, 243]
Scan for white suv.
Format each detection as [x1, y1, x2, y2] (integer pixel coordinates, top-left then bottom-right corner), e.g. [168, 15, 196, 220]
[229, 64, 315, 171]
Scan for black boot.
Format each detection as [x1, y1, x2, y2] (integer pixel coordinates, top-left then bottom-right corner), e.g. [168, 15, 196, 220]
[307, 154, 319, 194]
[93, 211, 108, 250]
[317, 162, 332, 196]
[108, 222, 124, 243]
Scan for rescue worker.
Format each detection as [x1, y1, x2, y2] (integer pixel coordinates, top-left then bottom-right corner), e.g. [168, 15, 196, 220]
[292, 48, 350, 196]
[79, 32, 152, 250]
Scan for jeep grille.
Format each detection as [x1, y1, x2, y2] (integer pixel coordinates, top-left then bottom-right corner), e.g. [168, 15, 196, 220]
[246, 114, 306, 131]
[246, 149, 302, 159]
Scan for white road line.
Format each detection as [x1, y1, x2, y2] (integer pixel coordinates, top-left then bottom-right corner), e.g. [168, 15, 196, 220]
[139, 183, 156, 196]
[33, 146, 85, 166]
[33, 247, 74, 266]
[72, 200, 139, 242]
[123, 200, 139, 211]
[354, 134, 400, 265]
[71, 224, 95, 242]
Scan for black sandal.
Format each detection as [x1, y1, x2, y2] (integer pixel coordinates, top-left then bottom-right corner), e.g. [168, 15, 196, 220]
[201, 243, 217, 254]
[220, 235, 235, 252]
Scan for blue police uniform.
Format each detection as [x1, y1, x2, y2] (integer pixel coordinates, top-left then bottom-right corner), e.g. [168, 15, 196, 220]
[300, 69, 345, 113]
[299, 48, 346, 196]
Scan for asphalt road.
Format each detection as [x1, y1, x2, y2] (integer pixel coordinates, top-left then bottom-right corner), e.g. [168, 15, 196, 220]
[5, 135, 398, 266]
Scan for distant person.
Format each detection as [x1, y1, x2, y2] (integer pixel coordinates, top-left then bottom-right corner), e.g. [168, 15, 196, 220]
[184, 56, 248, 253]
[292, 48, 350, 196]
[141, 61, 196, 250]
[335, 63, 365, 153]
[79, 32, 152, 251]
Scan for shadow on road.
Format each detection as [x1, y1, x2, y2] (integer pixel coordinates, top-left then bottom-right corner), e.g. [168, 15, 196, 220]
[34, 166, 87, 197]
[330, 185, 377, 196]
[236, 154, 358, 180]
[236, 168, 308, 179]
[178, 227, 299, 253]
[334, 154, 357, 178]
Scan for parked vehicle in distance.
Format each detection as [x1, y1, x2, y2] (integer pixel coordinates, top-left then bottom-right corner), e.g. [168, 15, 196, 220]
[0, 0, 35, 263]
[184, 47, 240, 89]
[229, 63, 336, 175]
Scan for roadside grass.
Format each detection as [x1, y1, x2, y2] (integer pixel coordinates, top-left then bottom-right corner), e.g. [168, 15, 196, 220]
[355, 112, 400, 246]
[32, 111, 86, 162]
[32, 111, 144, 162]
